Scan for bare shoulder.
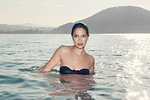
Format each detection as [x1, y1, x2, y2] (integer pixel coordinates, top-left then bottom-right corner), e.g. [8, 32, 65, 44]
[86, 53, 95, 64]
[57, 45, 72, 54]
[58, 45, 72, 50]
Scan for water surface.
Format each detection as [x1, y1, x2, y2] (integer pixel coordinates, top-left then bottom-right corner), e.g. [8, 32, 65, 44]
[0, 34, 150, 100]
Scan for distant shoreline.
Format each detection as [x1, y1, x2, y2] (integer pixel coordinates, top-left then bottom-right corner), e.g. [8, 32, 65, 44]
[1, 32, 150, 34]
[1, 6, 150, 34]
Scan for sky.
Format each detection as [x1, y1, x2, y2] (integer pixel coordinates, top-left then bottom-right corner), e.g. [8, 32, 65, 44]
[0, 0, 150, 27]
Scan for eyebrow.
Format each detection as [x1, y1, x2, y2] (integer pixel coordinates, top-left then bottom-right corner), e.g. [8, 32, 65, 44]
[74, 33, 86, 35]
[74, 34, 86, 36]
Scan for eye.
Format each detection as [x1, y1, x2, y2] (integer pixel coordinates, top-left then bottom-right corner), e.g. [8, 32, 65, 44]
[82, 35, 86, 37]
[74, 35, 78, 38]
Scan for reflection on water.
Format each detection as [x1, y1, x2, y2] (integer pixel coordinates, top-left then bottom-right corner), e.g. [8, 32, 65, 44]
[116, 34, 150, 100]
[1, 34, 150, 100]
[45, 74, 95, 100]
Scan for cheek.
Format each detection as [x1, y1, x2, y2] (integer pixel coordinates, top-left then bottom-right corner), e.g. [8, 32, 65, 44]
[83, 38, 88, 43]
[72, 37, 77, 43]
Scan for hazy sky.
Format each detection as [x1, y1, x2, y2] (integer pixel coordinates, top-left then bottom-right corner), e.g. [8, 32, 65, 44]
[0, 0, 150, 27]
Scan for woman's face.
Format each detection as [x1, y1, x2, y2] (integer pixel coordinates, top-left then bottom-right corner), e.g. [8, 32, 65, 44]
[72, 28, 89, 49]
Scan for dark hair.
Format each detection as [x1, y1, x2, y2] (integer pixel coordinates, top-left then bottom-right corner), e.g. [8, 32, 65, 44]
[71, 22, 89, 36]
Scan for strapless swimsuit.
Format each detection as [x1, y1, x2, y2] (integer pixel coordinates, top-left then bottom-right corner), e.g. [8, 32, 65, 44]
[60, 66, 90, 75]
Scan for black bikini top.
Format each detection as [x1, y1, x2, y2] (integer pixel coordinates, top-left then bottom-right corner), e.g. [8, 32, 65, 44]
[60, 66, 90, 75]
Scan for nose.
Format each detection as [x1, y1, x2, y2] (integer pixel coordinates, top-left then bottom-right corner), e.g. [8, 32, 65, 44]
[78, 37, 82, 42]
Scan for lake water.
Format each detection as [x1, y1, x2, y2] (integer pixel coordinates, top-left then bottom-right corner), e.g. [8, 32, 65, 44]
[0, 34, 150, 100]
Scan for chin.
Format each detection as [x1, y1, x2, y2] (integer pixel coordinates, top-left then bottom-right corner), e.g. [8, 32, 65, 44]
[76, 45, 85, 49]
[78, 47, 84, 49]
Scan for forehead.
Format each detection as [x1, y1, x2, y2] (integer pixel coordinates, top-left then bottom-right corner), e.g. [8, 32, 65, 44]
[73, 28, 86, 35]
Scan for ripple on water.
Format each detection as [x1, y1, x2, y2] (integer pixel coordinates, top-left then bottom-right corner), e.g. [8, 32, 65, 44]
[7, 52, 16, 55]
[1, 34, 150, 100]
[90, 87, 115, 92]
[112, 54, 122, 56]
[98, 93, 122, 100]
[18, 66, 40, 72]
[1, 62, 26, 67]
[0, 91, 22, 100]
[0, 75, 25, 84]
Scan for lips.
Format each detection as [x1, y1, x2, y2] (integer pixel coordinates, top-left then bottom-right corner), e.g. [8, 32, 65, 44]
[77, 43, 83, 46]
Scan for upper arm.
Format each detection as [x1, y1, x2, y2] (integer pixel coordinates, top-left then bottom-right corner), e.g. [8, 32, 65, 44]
[39, 46, 64, 72]
[89, 56, 95, 74]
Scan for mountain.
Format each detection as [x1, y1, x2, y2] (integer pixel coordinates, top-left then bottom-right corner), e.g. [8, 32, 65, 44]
[22, 23, 51, 27]
[0, 24, 55, 34]
[52, 6, 150, 33]
[1, 6, 150, 34]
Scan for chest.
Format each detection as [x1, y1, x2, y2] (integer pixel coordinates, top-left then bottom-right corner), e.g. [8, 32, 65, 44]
[60, 53, 91, 69]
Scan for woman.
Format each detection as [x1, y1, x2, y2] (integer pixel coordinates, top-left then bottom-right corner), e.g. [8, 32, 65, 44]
[39, 22, 95, 75]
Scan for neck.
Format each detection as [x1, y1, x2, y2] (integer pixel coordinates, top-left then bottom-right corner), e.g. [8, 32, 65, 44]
[73, 45, 85, 55]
